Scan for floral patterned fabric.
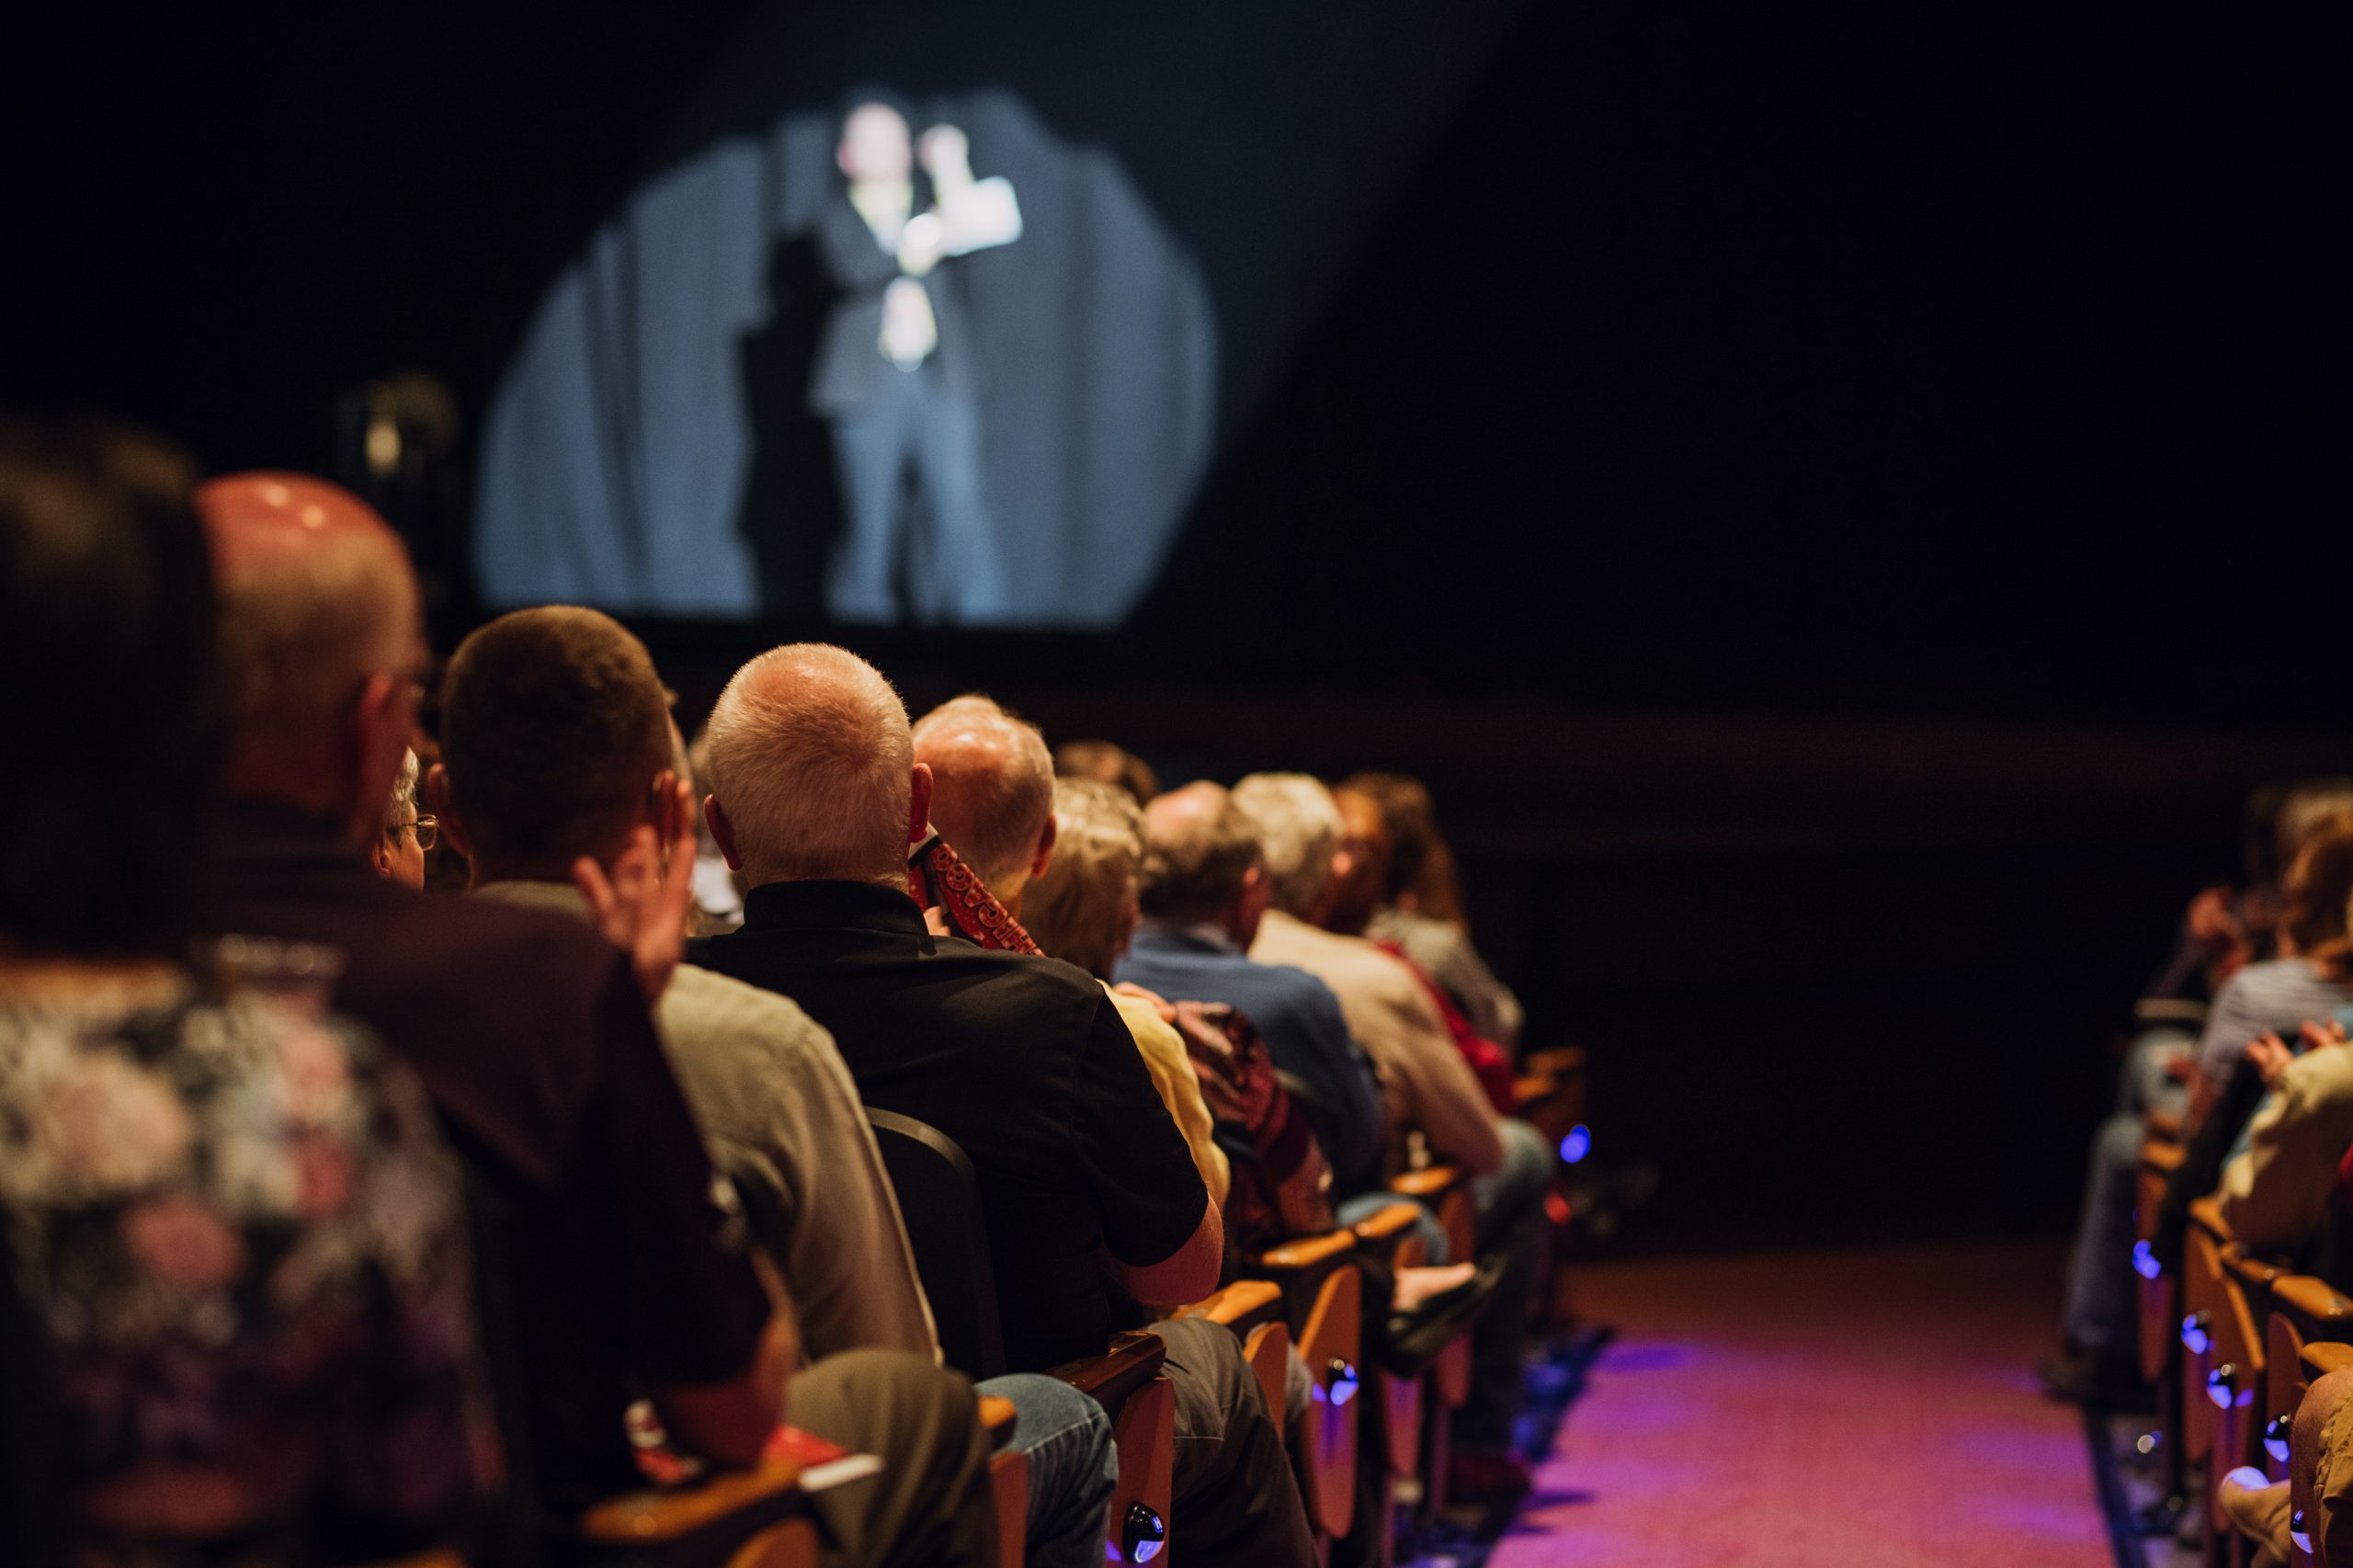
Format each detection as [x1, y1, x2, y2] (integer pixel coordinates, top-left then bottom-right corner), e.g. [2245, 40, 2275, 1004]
[0, 978, 488, 1567]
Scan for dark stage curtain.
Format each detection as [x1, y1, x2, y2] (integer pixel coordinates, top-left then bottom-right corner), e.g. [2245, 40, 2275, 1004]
[475, 91, 1216, 626]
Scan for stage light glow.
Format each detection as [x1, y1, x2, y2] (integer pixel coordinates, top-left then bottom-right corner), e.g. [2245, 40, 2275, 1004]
[2181, 1313, 2211, 1355]
[2268, 1414, 2293, 1464]
[1560, 1126, 1592, 1164]
[2132, 1240, 2161, 1279]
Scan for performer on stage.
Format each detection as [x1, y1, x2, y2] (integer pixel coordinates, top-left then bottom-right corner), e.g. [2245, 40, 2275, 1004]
[810, 97, 1023, 623]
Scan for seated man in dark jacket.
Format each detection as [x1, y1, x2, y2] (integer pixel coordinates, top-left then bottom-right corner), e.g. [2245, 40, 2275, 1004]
[690, 642, 1315, 1568]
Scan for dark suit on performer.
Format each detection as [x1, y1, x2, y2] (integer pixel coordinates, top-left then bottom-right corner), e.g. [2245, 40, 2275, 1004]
[807, 192, 1004, 622]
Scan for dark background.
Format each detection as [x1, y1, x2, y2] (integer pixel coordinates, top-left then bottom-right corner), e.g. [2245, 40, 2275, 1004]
[6, 3, 2349, 1249]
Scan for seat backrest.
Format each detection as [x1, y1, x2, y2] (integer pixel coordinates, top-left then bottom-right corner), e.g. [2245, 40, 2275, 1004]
[866, 1108, 1007, 1381]
[0, 1259, 64, 1568]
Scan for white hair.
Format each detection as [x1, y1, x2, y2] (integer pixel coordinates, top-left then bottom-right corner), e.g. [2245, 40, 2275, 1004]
[384, 747, 420, 827]
[1231, 772, 1343, 918]
[911, 694, 1054, 893]
[703, 644, 914, 888]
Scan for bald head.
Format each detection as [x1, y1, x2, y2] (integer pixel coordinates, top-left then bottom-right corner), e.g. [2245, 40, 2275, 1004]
[703, 643, 918, 888]
[912, 694, 1055, 901]
[1139, 780, 1266, 936]
[195, 472, 425, 843]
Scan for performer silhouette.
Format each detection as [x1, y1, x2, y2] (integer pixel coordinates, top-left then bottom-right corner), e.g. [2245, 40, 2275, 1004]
[809, 99, 1022, 623]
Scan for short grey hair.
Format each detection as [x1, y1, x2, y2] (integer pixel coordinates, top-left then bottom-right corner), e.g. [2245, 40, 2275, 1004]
[703, 643, 914, 888]
[1024, 778, 1144, 978]
[384, 747, 420, 828]
[911, 693, 1054, 894]
[1231, 772, 1343, 918]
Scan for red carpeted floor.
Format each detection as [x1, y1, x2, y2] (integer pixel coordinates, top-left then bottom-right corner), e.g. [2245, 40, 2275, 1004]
[1491, 1240, 2109, 1568]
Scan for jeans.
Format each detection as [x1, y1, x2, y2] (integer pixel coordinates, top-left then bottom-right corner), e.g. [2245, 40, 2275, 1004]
[2059, 1028, 2191, 1353]
[1457, 1118, 1554, 1449]
[1335, 1188, 1450, 1263]
[975, 1373, 1115, 1568]
[825, 364, 1006, 624]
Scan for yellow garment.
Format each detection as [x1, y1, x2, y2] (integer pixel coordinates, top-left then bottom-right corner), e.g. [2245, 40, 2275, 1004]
[1106, 984, 1231, 1212]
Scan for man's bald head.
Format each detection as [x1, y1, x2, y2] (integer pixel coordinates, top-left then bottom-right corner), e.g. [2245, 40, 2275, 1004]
[1139, 781, 1265, 929]
[194, 472, 426, 840]
[911, 694, 1055, 900]
[703, 643, 917, 888]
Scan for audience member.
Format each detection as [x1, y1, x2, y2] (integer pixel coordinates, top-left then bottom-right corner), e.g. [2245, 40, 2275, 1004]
[190, 478, 995, 1564]
[1340, 771, 1525, 1052]
[1233, 774, 1504, 1178]
[435, 608, 1117, 1568]
[1118, 782, 1389, 1193]
[1330, 785, 1516, 1112]
[0, 422, 486, 1566]
[2047, 814, 2353, 1403]
[1053, 737, 1160, 803]
[436, 608, 937, 1359]
[691, 644, 1316, 1567]
[1231, 771, 1557, 1494]
[373, 746, 432, 889]
[915, 699, 1229, 1208]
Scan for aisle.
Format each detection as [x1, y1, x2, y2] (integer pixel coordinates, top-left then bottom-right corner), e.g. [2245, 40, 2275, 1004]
[1491, 1240, 2109, 1568]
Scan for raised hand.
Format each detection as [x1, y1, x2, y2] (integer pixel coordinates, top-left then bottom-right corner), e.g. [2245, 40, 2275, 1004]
[573, 771, 699, 1005]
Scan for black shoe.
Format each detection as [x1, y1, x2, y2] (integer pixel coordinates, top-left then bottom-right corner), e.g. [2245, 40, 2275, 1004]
[1381, 1256, 1506, 1378]
[2038, 1347, 2154, 1411]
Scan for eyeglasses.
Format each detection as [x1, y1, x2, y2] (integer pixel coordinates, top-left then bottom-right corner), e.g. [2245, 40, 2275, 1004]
[390, 814, 439, 851]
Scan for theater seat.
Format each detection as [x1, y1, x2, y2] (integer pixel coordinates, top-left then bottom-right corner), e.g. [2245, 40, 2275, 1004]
[1389, 1164, 1476, 1415]
[868, 1108, 1174, 1567]
[1251, 1228, 1368, 1541]
[2268, 1276, 2353, 1480]
[2138, 1133, 2187, 1385]
[580, 1459, 820, 1568]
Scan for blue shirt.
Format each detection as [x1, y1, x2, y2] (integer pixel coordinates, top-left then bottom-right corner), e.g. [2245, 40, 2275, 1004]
[1117, 923, 1387, 1187]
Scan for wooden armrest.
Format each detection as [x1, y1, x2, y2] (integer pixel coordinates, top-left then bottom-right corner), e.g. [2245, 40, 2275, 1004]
[578, 1453, 805, 1547]
[1390, 1164, 1465, 1200]
[2188, 1195, 2231, 1243]
[2224, 1248, 2285, 1290]
[2136, 998, 2210, 1028]
[978, 1394, 1017, 1450]
[2274, 1274, 2353, 1329]
[1256, 1230, 1356, 1272]
[1050, 1331, 1167, 1413]
[1524, 1047, 1585, 1079]
[1177, 1279, 1287, 1332]
[1348, 1201, 1422, 1247]
[2304, 1340, 2353, 1381]
[2141, 1139, 2185, 1174]
[2144, 1106, 2185, 1142]
[1513, 1075, 1558, 1108]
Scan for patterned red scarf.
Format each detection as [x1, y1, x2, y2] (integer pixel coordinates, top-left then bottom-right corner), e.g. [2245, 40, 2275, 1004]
[906, 833, 1041, 955]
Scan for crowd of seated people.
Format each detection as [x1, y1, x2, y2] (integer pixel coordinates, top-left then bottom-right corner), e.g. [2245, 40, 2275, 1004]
[0, 420, 1574, 1568]
[2036, 776, 2353, 1562]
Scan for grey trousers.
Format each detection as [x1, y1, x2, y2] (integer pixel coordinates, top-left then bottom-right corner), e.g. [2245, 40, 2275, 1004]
[785, 1348, 996, 1568]
[2059, 1028, 2192, 1352]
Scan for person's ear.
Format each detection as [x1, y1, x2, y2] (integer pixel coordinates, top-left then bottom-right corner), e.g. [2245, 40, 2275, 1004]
[705, 795, 743, 872]
[369, 833, 394, 880]
[649, 769, 688, 846]
[1029, 814, 1059, 880]
[345, 672, 412, 847]
[423, 763, 478, 869]
[907, 762, 935, 845]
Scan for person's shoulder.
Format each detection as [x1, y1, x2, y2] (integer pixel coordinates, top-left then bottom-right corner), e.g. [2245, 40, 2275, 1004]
[411, 887, 624, 979]
[2280, 1043, 2353, 1102]
[662, 962, 832, 1058]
